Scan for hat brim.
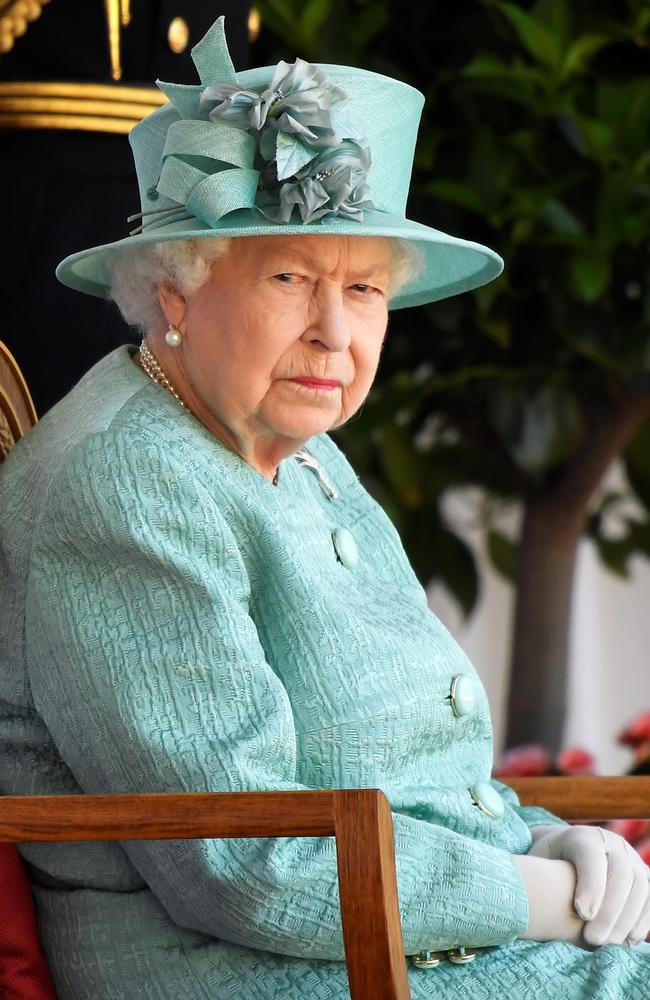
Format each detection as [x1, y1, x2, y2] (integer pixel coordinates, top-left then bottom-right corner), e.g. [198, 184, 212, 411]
[55, 207, 502, 311]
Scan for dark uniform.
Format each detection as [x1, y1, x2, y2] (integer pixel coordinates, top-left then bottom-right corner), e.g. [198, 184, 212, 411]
[0, 1, 251, 415]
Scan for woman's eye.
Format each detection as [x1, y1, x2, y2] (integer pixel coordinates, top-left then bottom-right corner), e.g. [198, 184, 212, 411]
[351, 283, 380, 295]
[274, 273, 296, 283]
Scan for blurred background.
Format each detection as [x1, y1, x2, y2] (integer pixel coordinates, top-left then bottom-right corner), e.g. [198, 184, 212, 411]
[2, 0, 649, 778]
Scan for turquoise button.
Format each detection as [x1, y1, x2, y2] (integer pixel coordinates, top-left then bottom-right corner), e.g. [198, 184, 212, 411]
[450, 674, 476, 718]
[332, 527, 359, 569]
[470, 780, 505, 820]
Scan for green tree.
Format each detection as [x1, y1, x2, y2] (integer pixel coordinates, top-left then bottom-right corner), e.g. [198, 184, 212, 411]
[252, 0, 650, 751]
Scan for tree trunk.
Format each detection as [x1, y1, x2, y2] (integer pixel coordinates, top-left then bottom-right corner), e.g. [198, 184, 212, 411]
[504, 395, 650, 754]
[505, 498, 582, 751]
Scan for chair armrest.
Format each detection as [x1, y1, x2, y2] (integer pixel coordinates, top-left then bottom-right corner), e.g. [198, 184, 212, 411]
[0, 788, 411, 1000]
[507, 776, 650, 821]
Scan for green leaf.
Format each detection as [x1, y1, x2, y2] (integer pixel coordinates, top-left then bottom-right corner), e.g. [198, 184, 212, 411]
[349, 3, 389, 50]
[497, 1, 562, 68]
[487, 529, 518, 582]
[595, 536, 633, 577]
[606, 79, 650, 157]
[562, 34, 611, 79]
[571, 253, 610, 303]
[576, 116, 615, 155]
[594, 490, 627, 515]
[462, 53, 514, 78]
[299, 0, 331, 41]
[432, 525, 480, 617]
[459, 74, 544, 110]
[626, 518, 650, 555]
[532, 0, 570, 44]
[595, 171, 633, 245]
[590, 513, 650, 577]
[275, 132, 317, 180]
[558, 327, 622, 371]
[255, 0, 299, 44]
[424, 179, 484, 213]
[541, 198, 585, 238]
[467, 125, 502, 212]
[378, 424, 422, 508]
[479, 317, 512, 348]
[511, 217, 535, 244]
[556, 114, 614, 158]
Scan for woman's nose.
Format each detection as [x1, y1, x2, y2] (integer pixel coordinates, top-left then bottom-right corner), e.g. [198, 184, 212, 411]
[305, 288, 352, 352]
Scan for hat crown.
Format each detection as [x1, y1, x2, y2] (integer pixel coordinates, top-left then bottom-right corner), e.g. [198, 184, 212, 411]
[129, 17, 424, 231]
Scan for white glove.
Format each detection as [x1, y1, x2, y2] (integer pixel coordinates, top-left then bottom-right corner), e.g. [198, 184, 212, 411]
[528, 824, 650, 947]
[513, 852, 586, 946]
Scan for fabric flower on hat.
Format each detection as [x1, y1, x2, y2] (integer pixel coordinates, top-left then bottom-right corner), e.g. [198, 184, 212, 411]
[198, 56, 373, 224]
[257, 140, 373, 224]
[200, 58, 352, 163]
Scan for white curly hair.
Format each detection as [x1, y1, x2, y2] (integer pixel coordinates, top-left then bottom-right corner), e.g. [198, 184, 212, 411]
[109, 236, 424, 335]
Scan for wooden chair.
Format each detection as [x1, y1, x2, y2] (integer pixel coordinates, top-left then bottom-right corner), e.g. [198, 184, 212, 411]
[509, 775, 650, 821]
[0, 339, 37, 460]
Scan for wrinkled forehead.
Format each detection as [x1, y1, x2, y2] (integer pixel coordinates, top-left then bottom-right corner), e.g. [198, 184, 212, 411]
[234, 234, 393, 274]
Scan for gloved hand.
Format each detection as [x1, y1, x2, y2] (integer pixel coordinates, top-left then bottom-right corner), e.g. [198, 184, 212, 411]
[528, 824, 650, 947]
[513, 851, 586, 946]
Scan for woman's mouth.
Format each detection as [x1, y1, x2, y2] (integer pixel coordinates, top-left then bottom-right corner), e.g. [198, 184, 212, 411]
[288, 377, 342, 390]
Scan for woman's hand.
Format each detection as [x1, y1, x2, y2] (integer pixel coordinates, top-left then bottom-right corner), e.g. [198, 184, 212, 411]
[513, 852, 586, 946]
[528, 824, 650, 947]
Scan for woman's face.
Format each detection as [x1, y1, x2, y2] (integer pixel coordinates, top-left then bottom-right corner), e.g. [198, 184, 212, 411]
[159, 234, 392, 474]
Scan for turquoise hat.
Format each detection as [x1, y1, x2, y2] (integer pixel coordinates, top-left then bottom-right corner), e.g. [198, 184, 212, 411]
[55, 16, 503, 311]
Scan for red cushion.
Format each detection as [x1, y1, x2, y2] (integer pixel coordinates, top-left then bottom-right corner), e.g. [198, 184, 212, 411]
[0, 842, 57, 999]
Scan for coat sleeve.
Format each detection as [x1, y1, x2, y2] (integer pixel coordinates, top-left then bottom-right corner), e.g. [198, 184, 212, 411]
[26, 430, 529, 960]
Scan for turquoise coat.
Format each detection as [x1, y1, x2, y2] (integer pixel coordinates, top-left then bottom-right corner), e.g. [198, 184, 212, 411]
[1, 345, 648, 999]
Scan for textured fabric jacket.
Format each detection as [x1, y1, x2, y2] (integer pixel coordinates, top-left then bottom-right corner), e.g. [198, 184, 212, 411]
[1, 345, 648, 999]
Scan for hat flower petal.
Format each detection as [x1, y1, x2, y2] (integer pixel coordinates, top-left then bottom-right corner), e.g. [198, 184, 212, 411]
[257, 138, 374, 224]
[201, 57, 350, 152]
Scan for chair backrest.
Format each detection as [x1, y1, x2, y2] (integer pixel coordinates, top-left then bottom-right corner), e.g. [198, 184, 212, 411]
[0, 340, 38, 461]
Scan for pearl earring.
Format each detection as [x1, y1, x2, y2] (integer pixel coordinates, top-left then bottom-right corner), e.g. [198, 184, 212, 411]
[165, 325, 183, 347]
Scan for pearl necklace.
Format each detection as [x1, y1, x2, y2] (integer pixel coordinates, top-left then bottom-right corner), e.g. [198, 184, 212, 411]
[138, 341, 186, 408]
[135, 344, 335, 497]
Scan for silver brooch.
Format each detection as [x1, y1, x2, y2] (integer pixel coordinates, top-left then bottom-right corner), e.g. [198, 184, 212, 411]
[294, 447, 339, 501]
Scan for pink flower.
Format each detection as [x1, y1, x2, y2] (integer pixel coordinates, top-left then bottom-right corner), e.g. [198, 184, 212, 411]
[618, 711, 650, 747]
[494, 744, 552, 778]
[635, 836, 650, 868]
[556, 747, 596, 776]
[606, 819, 650, 844]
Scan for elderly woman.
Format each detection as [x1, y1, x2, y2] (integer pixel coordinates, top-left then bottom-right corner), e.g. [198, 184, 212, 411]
[1, 15, 649, 1000]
